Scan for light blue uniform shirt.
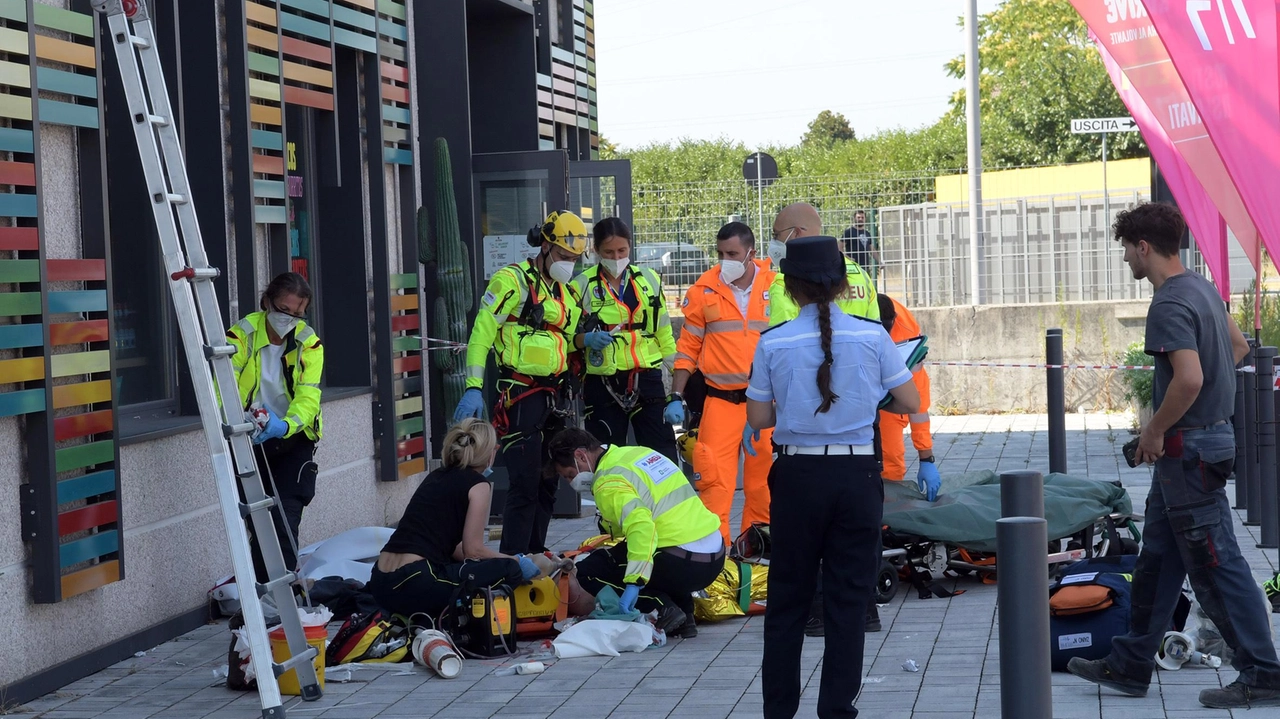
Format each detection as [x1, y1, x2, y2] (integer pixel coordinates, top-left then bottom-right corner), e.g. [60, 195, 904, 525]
[746, 303, 911, 447]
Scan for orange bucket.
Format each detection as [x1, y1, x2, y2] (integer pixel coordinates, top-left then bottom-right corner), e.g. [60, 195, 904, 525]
[269, 624, 327, 695]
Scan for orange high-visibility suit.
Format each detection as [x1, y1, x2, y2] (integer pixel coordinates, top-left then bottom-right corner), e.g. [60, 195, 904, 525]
[675, 260, 776, 544]
[880, 297, 932, 481]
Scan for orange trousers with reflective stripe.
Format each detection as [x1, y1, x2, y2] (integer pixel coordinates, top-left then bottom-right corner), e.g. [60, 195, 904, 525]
[691, 395, 773, 545]
[880, 368, 933, 481]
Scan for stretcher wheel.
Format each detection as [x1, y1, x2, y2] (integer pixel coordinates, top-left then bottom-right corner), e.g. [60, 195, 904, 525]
[875, 561, 899, 604]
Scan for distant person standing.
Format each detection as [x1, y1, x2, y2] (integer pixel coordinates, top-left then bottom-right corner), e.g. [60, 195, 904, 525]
[840, 210, 880, 275]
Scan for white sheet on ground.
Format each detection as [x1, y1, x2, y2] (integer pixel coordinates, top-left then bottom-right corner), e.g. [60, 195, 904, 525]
[552, 620, 653, 658]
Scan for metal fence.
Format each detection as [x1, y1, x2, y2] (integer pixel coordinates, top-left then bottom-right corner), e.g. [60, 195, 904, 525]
[632, 170, 1208, 307]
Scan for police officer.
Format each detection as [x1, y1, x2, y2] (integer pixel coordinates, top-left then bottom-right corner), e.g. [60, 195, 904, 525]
[746, 236, 919, 719]
[454, 211, 587, 555]
[548, 427, 724, 639]
[571, 218, 678, 462]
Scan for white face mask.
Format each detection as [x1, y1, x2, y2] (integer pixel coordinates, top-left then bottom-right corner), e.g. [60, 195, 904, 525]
[549, 259, 576, 284]
[767, 240, 787, 265]
[569, 453, 595, 496]
[600, 257, 629, 277]
[719, 260, 746, 284]
[267, 311, 297, 337]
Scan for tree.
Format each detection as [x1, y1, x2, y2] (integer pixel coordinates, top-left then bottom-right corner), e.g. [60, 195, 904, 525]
[801, 110, 856, 147]
[944, 0, 1146, 166]
[598, 134, 619, 159]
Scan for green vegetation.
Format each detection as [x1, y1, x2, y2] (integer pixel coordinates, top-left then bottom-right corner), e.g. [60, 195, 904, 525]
[1120, 341, 1153, 408]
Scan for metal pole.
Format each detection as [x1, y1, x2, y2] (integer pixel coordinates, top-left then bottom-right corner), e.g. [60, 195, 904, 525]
[756, 153, 763, 232]
[997, 517, 1053, 719]
[1001, 470, 1044, 519]
[1257, 346, 1277, 548]
[1102, 133, 1109, 245]
[1047, 328, 1067, 474]
[1236, 366, 1249, 509]
[1246, 342, 1261, 526]
[965, 0, 983, 305]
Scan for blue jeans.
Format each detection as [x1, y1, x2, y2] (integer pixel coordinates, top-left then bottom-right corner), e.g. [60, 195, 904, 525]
[1111, 425, 1280, 687]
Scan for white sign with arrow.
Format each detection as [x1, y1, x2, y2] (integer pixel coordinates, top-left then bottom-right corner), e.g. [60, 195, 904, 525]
[1071, 117, 1139, 134]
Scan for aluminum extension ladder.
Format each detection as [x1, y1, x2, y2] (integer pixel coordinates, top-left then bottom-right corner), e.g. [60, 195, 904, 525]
[90, 1, 321, 716]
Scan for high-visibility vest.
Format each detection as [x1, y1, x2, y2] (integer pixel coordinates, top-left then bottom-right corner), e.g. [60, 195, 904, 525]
[592, 445, 723, 584]
[673, 261, 776, 390]
[570, 265, 676, 375]
[227, 311, 324, 440]
[887, 296, 931, 417]
[465, 259, 581, 388]
[769, 257, 880, 325]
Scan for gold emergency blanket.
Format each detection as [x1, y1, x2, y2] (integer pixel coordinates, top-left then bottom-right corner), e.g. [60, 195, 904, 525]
[693, 558, 768, 622]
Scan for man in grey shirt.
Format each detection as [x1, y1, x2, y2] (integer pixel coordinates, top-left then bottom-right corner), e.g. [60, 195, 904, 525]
[1068, 203, 1280, 708]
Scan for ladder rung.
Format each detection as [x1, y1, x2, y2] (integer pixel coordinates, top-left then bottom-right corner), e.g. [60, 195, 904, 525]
[257, 574, 298, 597]
[128, 34, 150, 49]
[223, 421, 255, 437]
[153, 192, 188, 205]
[239, 497, 276, 518]
[145, 113, 169, 127]
[171, 266, 219, 281]
[205, 344, 236, 358]
[273, 646, 319, 677]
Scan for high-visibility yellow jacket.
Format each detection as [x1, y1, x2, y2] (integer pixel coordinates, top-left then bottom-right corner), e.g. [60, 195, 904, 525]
[674, 260, 775, 390]
[465, 259, 581, 389]
[769, 257, 880, 325]
[593, 445, 722, 584]
[227, 311, 324, 440]
[570, 264, 675, 375]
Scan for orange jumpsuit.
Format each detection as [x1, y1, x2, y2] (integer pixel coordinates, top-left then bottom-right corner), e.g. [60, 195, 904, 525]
[675, 260, 776, 544]
[879, 297, 933, 481]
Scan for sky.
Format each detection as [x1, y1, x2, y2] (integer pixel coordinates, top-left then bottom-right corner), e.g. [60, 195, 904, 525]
[595, 0, 1003, 149]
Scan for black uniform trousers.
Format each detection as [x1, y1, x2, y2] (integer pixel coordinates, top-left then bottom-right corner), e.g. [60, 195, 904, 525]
[575, 541, 723, 618]
[499, 388, 566, 555]
[583, 369, 678, 463]
[246, 433, 318, 585]
[763, 453, 882, 719]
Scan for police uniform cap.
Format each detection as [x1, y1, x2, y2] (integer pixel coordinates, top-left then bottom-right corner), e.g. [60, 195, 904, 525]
[779, 235, 844, 285]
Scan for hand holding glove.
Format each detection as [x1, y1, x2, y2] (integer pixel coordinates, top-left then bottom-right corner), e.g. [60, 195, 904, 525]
[453, 388, 485, 422]
[917, 460, 941, 502]
[253, 409, 287, 445]
[583, 330, 613, 351]
[741, 422, 761, 457]
[663, 399, 686, 426]
[618, 584, 641, 613]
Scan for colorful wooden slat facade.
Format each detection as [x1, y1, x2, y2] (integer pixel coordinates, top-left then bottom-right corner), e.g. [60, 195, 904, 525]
[3, 0, 121, 603]
[538, 0, 598, 155]
[388, 272, 423, 478]
[376, 0, 410, 166]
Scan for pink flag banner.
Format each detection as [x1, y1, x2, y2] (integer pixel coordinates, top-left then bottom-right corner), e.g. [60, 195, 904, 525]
[1093, 34, 1231, 296]
[1141, 0, 1279, 268]
[1070, 0, 1261, 278]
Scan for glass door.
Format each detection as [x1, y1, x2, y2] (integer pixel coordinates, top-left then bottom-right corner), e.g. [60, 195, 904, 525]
[569, 159, 633, 230]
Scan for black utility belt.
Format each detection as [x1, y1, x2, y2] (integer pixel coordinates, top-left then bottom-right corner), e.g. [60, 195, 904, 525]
[660, 545, 726, 563]
[706, 386, 748, 404]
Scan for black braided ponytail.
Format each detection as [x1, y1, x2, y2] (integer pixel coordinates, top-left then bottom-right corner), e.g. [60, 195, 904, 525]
[783, 273, 851, 415]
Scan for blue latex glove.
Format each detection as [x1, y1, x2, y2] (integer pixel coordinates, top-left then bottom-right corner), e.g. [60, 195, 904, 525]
[453, 388, 485, 422]
[516, 555, 539, 581]
[917, 461, 941, 502]
[618, 584, 641, 614]
[663, 399, 685, 426]
[583, 330, 613, 351]
[253, 410, 287, 445]
[742, 422, 761, 457]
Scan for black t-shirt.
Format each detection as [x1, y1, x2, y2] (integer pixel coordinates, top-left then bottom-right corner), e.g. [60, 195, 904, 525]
[1145, 271, 1236, 427]
[381, 466, 488, 564]
[840, 226, 874, 269]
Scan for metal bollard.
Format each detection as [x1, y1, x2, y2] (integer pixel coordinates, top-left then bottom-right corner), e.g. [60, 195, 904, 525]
[1046, 328, 1067, 474]
[1000, 470, 1045, 519]
[1246, 343, 1261, 526]
[1236, 368, 1248, 509]
[1257, 347, 1277, 548]
[997, 517, 1053, 719]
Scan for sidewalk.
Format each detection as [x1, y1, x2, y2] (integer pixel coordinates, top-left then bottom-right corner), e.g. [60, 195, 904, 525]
[11, 413, 1280, 719]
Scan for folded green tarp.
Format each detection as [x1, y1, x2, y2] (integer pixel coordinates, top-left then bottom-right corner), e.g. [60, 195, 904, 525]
[881, 470, 1134, 553]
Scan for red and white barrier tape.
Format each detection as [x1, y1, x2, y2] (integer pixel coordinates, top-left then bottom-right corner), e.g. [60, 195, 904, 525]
[415, 336, 467, 353]
[922, 360, 1258, 373]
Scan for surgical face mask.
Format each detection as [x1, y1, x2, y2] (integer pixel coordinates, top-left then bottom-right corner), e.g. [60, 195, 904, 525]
[266, 311, 297, 337]
[549, 259, 576, 284]
[569, 454, 595, 496]
[719, 259, 746, 284]
[600, 257, 629, 277]
[767, 240, 787, 265]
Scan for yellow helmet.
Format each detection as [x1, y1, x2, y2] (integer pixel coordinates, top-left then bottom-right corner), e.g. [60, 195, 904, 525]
[534, 211, 588, 255]
[676, 428, 698, 466]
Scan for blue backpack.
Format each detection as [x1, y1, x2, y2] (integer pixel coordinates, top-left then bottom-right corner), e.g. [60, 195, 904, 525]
[1048, 555, 1136, 671]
